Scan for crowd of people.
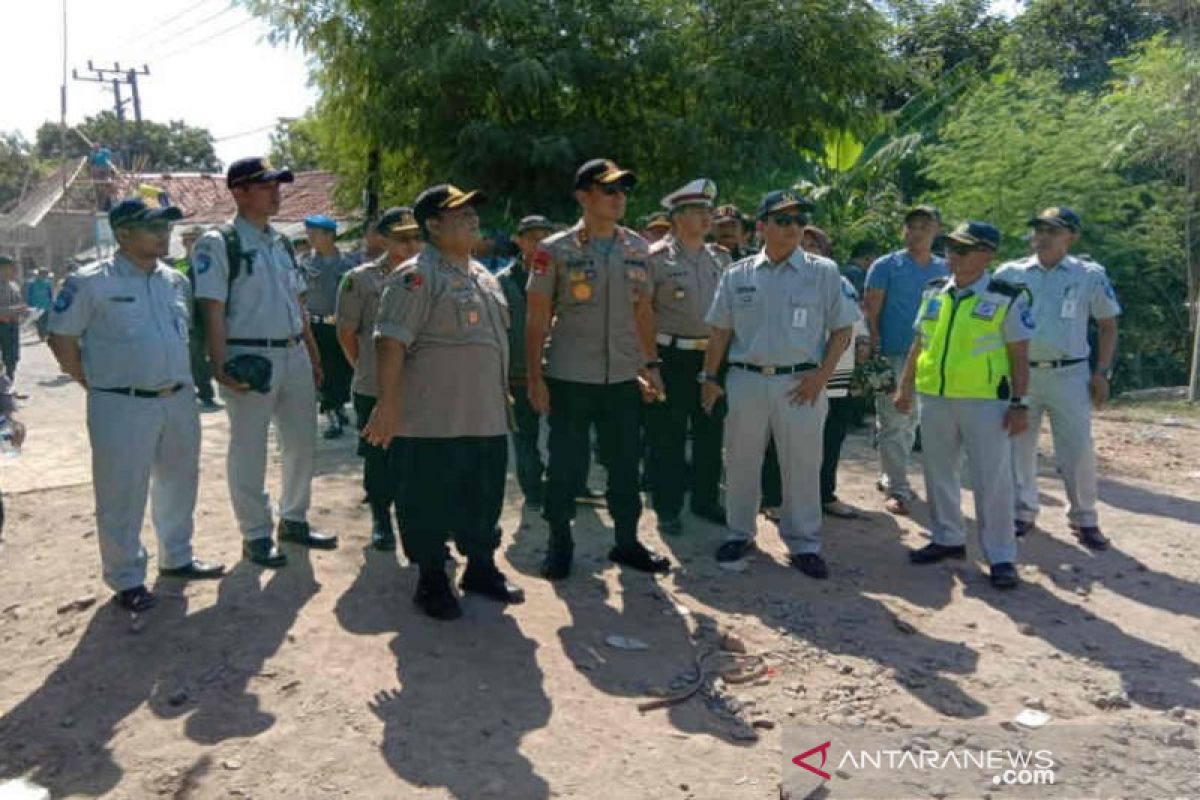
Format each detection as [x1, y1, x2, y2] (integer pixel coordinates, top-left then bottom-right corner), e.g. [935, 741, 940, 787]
[0, 153, 1122, 621]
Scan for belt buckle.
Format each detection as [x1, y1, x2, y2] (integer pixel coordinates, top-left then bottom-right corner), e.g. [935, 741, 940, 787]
[695, 338, 708, 350]
[762, 366, 776, 376]
[156, 386, 172, 398]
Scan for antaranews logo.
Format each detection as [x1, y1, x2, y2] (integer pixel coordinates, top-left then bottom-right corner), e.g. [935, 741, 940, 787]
[791, 741, 832, 780]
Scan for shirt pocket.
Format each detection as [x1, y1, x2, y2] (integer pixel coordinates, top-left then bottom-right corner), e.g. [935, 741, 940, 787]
[453, 288, 484, 331]
[786, 289, 820, 345]
[102, 295, 149, 338]
[731, 288, 763, 325]
[563, 267, 598, 306]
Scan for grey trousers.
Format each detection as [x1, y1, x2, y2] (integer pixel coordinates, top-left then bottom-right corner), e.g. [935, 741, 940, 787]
[1013, 361, 1100, 527]
[219, 345, 316, 541]
[724, 367, 827, 555]
[87, 387, 200, 592]
[919, 394, 1018, 565]
[875, 354, 917, 498]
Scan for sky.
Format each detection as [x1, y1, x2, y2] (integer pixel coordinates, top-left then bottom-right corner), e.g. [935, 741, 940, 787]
[0, 0, 317, 167]
[0, 0, 1027, 171]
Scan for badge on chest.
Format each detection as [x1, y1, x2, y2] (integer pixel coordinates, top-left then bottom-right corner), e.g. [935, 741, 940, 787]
[792, 307, 807, 328]
[971, 300, 998, 321]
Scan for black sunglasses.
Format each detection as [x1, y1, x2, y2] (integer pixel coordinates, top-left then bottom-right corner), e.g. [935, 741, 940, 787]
[598, 184, 628, 197]
[769, 213, 808, 227]
[946, 241, 986, 254]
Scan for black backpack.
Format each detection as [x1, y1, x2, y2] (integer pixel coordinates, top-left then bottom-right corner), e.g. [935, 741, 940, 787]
[216, 223, 300, 314]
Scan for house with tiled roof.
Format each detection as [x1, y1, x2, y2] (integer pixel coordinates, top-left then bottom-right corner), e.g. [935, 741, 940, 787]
[0, 165, 353, 274]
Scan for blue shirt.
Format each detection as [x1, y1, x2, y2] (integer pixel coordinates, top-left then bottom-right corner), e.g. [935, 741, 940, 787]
[26, 279, 53, 310]
[865, 249, 949, 356]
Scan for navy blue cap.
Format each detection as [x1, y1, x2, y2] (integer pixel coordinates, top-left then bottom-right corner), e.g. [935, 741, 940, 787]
[226, 156, 295, 189]
[756, 189, 814, 219]
[1028, 206, 1082, 232]
[304, 214, 337, 232]
[376, 206, 419, 235]
[904, 204, 942, 223]
[413, 184, 486, 227]
[574, 159, 637, 191]
[108, 197, 183, 229]
[946, 221, 1001, 251]
[517, 214, 554, 234]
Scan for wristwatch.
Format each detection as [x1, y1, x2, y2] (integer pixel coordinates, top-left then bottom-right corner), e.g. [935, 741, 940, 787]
[1009, 396, 1029, 409]
[644, 359, 663, 370]
[1094, 365, 1113, 380]
[697, 371, 721, 385]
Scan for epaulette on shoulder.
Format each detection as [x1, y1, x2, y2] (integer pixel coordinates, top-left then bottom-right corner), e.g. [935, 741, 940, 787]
[707, 242, 730, 255]
[925, 276, 949, 289]
[986, 278, 1022, 297]
[649, 239, 671, 256]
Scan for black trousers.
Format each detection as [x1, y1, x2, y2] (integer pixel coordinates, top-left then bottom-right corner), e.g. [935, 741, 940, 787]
[395, 436, 506, 565]
[353, 393, 401, 506]
[545, 379, 642, 533]
[190, 325, 215, 402]
[646, 346, 725, 517]
[312, 322, 352, 411]
[0, 323, 19, 380]
[761, 394, 855, 507]
[510, 384, 545, 500]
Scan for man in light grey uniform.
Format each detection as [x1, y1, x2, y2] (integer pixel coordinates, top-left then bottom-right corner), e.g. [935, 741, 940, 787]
[701, 190, 860, 579]
[193, 157, 337, 568]
[994, 206, 1120, 550]
[48, 198, 225, 613]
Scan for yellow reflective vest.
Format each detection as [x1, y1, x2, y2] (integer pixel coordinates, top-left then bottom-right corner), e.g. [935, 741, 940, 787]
[915, 277, 1027, 400]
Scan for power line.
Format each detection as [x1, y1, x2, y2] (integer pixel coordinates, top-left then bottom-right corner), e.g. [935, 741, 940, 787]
[213, 122, 278, 142]
[122, 4, 239, 64]
[152, 18, 245, 65]
[107, 0, 216, 53]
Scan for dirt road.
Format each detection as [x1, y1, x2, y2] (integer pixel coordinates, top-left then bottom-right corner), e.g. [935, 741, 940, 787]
[0, 340, 1197, 799]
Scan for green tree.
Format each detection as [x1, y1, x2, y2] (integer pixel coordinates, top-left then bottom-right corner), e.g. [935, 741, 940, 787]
[924, 45, 1193, 387]
[268, 114, 325, 172]
[885, 0, 1010, 106]
[34, 112, 221, 172]
[248, 0, 894, 221]
[999, 0, 1174, 92]
[0, 132, 45, 211]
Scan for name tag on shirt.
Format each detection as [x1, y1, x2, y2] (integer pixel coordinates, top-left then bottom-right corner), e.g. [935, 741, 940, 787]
[792, 307, 807, 328]
[1061, 299, 1078, 319]
[923, 299, 941, 320]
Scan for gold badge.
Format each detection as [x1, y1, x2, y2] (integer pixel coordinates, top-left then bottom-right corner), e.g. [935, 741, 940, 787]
[572, 282, 593, 301]
[467, 309, 480, 325]
[569, 269, 586, 282]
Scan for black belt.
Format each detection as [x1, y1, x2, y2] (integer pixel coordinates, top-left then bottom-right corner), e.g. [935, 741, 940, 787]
[95, 383, 185, 399]
[730, 361, 817, 376]
[227, 336, 303, 348]
[1029, 357, 1086, 368]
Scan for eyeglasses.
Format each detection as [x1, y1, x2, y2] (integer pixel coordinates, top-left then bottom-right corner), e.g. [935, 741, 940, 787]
[389, 234, 422, 244]
[125, 220, 173, 234]
[598, 184, 628, 197]
[946, 241, 986, 255]
[769, 214, 808, 228]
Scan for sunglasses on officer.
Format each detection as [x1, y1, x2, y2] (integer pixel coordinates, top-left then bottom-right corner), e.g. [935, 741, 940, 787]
[945, 241, 988, 255]
[769, 213, 808, 228]
[123, 220, 173, 235]
[596, 184, 628, 197]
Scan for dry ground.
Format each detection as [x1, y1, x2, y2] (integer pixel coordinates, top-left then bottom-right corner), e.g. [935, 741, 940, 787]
[0, 339, 1197, 799]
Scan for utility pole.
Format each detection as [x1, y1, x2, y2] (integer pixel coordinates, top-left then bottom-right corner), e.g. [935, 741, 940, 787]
[71, 60, 150, 169]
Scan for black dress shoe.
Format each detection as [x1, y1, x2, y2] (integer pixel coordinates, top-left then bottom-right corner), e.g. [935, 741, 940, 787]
[369, 502, 397, 552]
[1075, 526, 1110, 551]
[414, 570, 462, 620]
[277, 519, 338, 550]
[609, 542, 671, 574]
[115, 585, 156, 612]
[574, 487, 606, 506]
[908, 542, 967, 564]
[243, 538, 287, 568]
[789, 553, 829, 579]
[989, 561, 1019, 589]
[716, 539, 754, 562]
[461, 565, 525, 604]
[691, 505, 727, 526]
[335, 407, 350, 426]
[159, 558, 226, 579]
[1014, 519, 1035, 538]
[540, 532, 574, 581]
[322, 412, 344, 440]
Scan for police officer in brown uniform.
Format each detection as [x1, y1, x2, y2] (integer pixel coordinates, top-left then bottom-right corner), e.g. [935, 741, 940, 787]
[646, 178, 731, 535]
[525, 158, 671, 580]
[364, 185, 523, 620]
[336, 207, 424, 552]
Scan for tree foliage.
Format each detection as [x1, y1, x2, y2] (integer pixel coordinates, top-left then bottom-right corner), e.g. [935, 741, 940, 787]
[0, 131, 45, 212]
[268, 115, 324, 172]
[34, 112, 220, 173]
[247, 0, 894, 220]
